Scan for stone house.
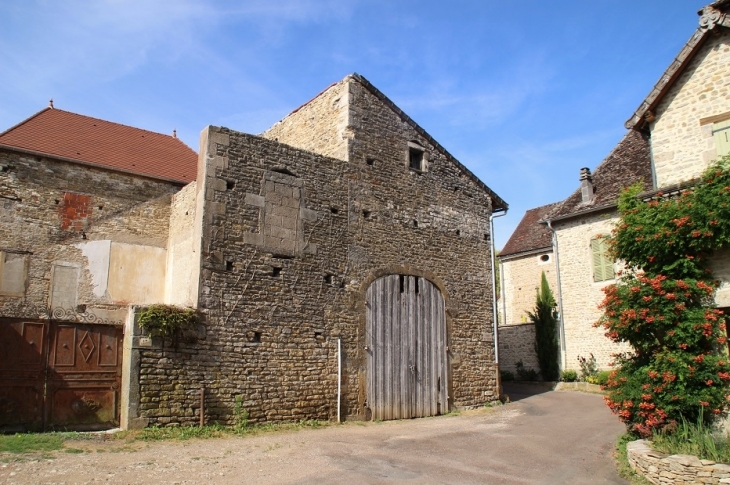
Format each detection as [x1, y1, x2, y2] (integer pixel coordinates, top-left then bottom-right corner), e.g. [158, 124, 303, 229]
[500, 0, 730, 373]
[0, 74, 507, 431]
[496, 202, 559, 375]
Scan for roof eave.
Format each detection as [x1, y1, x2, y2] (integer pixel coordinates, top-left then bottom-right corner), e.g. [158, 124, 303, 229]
[498, 246, 553, 261]
[545, 202, 618, 224]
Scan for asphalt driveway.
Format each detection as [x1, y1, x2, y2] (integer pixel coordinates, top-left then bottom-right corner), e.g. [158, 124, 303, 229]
[1, 385, 627, 484]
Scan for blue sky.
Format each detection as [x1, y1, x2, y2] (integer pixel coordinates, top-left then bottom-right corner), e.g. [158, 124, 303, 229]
[0, 1, 710, 248]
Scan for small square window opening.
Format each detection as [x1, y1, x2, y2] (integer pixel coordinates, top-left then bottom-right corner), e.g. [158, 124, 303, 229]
[409, 148, 424, 172]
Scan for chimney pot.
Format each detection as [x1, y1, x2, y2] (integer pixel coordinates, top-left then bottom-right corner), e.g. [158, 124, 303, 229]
[580, 167, 594, 203]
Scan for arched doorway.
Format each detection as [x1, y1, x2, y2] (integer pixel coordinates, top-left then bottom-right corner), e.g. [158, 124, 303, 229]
[365, 274, 448, 420]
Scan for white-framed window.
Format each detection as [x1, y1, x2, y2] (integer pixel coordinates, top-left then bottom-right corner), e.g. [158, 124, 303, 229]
[590, 237, 614, 282]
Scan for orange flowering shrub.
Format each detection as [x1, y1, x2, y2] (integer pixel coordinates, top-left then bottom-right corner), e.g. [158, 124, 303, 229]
[598, 157, 730, 437]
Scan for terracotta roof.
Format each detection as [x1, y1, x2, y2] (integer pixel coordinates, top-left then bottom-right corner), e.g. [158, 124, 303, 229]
[499, 202, 561, 258]
[547, 129, 652, 222]
[0, 108, 198, 184]
[626, 1, 730, 130]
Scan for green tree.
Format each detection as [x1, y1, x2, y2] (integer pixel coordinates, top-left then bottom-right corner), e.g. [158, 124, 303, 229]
[529, 272, 560, 381]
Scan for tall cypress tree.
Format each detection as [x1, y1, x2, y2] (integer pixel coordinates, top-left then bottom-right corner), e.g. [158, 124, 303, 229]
[528, 272, 560, 381]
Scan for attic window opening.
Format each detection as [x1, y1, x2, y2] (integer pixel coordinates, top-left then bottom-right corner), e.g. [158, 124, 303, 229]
[409, 148, 424, 172]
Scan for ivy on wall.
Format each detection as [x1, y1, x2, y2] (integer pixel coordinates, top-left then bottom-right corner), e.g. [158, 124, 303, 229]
[597, 156, 730, 437]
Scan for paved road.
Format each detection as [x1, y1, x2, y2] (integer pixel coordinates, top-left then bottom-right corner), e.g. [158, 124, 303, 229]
[1, 386, 627, 484]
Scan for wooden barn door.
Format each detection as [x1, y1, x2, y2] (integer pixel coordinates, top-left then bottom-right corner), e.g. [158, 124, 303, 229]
[366, 275, 448, 420]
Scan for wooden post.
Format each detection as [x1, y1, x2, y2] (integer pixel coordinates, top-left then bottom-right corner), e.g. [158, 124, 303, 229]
[199, 386, 205, 427]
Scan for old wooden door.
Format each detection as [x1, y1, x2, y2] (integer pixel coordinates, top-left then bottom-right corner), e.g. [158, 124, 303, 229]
[0, 319, 122, 432]
[366, 275, 448, 420]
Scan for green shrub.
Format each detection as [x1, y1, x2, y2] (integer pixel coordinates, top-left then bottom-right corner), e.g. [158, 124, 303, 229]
[561, 370, 578, 382]
[577, 353, 599, 382]
[515, 360, 539, 381]
[589, 370, 612, 386]
[598, 158, 730, 437]
[138, 304, 199, 340]
[500, 370, 515, 382]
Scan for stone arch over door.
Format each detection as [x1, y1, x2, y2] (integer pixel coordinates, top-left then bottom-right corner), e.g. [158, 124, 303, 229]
[365, 274, 448, 420]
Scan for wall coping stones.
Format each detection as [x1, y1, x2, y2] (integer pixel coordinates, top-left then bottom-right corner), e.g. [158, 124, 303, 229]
[628, 438, 730, 484]
[553, 382, 604, 394]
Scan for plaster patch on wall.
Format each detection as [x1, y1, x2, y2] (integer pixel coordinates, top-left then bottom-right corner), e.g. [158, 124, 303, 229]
[50, 263, 80, 309]
[75, 240, 111, 298]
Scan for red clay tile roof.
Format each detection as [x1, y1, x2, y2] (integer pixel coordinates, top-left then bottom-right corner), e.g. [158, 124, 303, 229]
[547, 129, 652, 221]
[499, 202, 561, 258]
[0, 108, 198, 184]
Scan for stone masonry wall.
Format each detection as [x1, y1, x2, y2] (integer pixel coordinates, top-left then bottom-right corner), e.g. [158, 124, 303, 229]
[261, 79, 350, 161]
[0, 149, 179, 321]
[134, 81, 499, 425]
[554, 211, 629, 370]
[499, 251, 557, 325]
[651, 31, 730, 188]
[498, 323, 539, 376]
[628, 439, 730, 484]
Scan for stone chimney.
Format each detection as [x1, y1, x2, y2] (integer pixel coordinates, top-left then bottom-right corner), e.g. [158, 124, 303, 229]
[580, 167, 594, 203]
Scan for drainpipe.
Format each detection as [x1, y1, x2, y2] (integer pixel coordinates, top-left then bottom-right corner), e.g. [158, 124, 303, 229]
[490, 208, 508, 395]
[546, 220, 567, 371]
[337, 338, 342, 423]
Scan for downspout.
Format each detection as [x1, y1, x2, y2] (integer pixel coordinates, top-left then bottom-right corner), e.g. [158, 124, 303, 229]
[546, 220, 567, 371]
[490, 208, 508, 395]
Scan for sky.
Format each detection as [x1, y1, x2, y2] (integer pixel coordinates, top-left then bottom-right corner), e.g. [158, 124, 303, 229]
[0, 0, 711, 249]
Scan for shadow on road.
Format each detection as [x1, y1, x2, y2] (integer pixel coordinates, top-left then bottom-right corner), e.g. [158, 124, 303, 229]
[501, 381, 556, 402]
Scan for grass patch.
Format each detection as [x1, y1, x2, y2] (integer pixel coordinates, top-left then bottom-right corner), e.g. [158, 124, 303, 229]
[127, 419, 329, 442]
[0, 434, 64, 454]
[652, 416, 730, 464]
[615, 434, 653, 485]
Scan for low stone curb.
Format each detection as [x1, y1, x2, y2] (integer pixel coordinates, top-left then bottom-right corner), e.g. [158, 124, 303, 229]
[553, 382, 604, 394]
[627, 439, 730, 484]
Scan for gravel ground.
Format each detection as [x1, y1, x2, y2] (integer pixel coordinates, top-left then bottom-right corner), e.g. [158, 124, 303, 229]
[0, 387, 627, 485]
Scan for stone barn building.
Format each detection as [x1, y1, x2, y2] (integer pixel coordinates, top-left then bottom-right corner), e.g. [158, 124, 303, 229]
[0, 74, 507, 431]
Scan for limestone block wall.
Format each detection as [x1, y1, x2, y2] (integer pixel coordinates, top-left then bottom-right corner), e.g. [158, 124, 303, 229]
[133, 116, 498, 426]
[554, 212, 629, 370]
[499, 251, 557, 325]
[0, 149, 179, 321]
[165, 181, 199, 307]
[627, 439, 730, 484]
[708, 248, 730, 308]
[261, 79, 350, 161]
[651, 31, 730, 187]
[498, 323, 539, 375]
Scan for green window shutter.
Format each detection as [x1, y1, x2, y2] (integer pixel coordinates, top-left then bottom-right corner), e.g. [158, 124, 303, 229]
[713, 119, 730, 157]
[591, 238, 604, 282]
[591, 237, 614, 282]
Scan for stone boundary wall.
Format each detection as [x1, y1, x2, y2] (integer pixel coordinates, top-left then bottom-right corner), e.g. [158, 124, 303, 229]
[498, 323, 539, 375]
[627, 439, 730, 484]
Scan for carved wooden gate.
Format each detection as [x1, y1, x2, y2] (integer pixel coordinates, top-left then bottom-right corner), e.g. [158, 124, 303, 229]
[366, 275, 448, 420]
[0, 320, 122, 432]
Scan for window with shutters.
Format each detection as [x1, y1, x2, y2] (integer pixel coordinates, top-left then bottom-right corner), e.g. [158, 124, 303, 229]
[713, 118, 730, 157]
[590, 237, 614, 282]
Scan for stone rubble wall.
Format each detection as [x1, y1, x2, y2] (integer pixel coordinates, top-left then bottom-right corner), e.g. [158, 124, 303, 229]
[134, 78, 499, 426]
[499, 251, 557, 325]
[261, 79, 350, 161]
[628, 439, 730, 484]
[498, 323, 539, 375]
[0, 149, 179, 320]
[651, 30, 730, 188]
